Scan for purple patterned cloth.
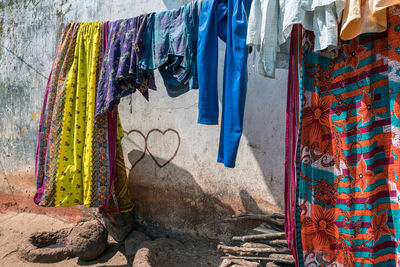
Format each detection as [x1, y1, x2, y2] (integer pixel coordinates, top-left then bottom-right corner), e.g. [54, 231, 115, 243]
[96, 14, 156, 117]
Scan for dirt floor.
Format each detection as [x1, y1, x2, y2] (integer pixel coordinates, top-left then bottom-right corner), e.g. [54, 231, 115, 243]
[0, 192, 223, 267]
[0, 192, 85, 224]
[0, 212, 222, 267]
[0, 212, 128, 266]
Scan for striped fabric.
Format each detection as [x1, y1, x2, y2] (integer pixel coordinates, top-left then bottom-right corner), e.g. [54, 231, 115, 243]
[295, 6, 400, 266]
[34, 22, 133, 213]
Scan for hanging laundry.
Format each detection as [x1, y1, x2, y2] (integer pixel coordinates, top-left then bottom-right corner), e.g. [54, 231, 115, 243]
[341, 0, 400, 40]
[140, 0, 202, 97]
[282, 0, 345, 51]
[293, 7, 400, 266]
[34, 22, 133, 213]
[246, 0, 345, 78]
[246, 0, 280, 78]
[197, 0, 251, 168]
[100, 21, 134, 214]
[284, 25, 301, 266]
[96, 15, 156, 117]
[103, 117, 133, 213]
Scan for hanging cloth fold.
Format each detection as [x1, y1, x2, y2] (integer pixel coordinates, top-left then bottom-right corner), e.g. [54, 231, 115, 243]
[294, 7, 400, 266]
[246, 0, 345, 78]
[284, 24, 301, 267]
[340, 0, 400, 40]
[100, 21, 134, 214]
[197, 0, 251, 168]
[34, 22, 133, 213]
[96, 15, 156, 117]
[140, 0, 202, 97]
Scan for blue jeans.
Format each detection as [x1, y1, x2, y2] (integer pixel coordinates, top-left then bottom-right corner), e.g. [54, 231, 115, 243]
[197, 0, 251, 168]
[140, 1, 202, 97]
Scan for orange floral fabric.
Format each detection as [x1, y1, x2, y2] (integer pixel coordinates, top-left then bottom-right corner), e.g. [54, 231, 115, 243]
[295, 7, 400, 266]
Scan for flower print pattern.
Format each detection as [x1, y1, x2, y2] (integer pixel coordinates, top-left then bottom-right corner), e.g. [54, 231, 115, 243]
[344, 38, 366, 70]
[394, 93, 400, 120]
[302, 92, 333, 143]
[349, 157, 374, 192]
[34, 22, 133, 213]
[367, 211, 391, 244]
[358, 91, 375, 124]
[96, 16, 156, 117]
[297, 10, 400, 267]
[302, 205, 339, 248]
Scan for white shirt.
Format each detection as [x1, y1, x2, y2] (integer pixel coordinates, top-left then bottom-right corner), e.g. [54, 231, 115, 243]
[247, 0, 345, 78]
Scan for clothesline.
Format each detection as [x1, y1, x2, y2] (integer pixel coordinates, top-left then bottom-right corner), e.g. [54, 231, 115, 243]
[33, 1, 400, 266]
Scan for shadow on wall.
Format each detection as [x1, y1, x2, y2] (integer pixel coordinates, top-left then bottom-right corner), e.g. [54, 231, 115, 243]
[243, 69, 288, 210]
[211, 41, 288, 211]
[160, 0, 288, 212]
[131, 0, 288, 236]
[125, 149, 263, 240]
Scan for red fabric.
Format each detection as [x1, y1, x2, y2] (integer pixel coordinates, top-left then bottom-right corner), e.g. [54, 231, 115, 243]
[103, 21, 120, 213]
[284, 24, 300, 266]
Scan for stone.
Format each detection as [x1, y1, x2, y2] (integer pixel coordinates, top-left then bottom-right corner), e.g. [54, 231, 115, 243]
[19, 219, 109, 263]
[132, 238, 184, 267]
[19, 244, 72, 263]
[124, 231, 150, 264]
[102, 210, 135, 242]
[265, 262, 279, 267]
[28, 229, 70, 248]
[18, 228, 72, 263]
[132, 247, 152, 267]
[130, 237, 221, 266]
[220, 259, 262, 267]
[66, 220, 108, 261]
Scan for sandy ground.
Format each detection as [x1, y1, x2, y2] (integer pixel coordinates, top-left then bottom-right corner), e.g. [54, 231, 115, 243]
[0, 192, 222, 267]
[0, 212, 223, 267]
[0, 212, 130, 267]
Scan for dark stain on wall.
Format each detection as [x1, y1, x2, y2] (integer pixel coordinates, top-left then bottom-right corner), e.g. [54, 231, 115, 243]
[0, 81, 34, 168]
[0, 2, 4, 56]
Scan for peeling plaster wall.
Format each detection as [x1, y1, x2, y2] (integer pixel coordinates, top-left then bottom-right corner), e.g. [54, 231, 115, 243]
[0, 0, 288, 239]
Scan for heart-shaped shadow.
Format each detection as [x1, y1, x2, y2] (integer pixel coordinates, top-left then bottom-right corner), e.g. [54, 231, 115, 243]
[123, 130, 147, 170]
[146, 128, 181, 168]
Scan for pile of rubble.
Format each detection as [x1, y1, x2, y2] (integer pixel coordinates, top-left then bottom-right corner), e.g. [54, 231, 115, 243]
[218, 213, 295, 267]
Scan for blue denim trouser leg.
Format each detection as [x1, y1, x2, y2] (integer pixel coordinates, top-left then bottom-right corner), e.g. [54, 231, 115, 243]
[197, 0, 251, 168]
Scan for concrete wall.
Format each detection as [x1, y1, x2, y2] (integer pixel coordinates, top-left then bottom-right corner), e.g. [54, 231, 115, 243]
[0, 0, 288, 239]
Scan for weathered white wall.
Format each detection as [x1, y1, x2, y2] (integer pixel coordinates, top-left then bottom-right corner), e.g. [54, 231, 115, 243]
[0, 0, 288, 239]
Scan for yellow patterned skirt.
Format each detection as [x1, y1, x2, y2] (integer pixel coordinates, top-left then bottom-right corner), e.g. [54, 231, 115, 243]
[35, 22, 133, 213]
